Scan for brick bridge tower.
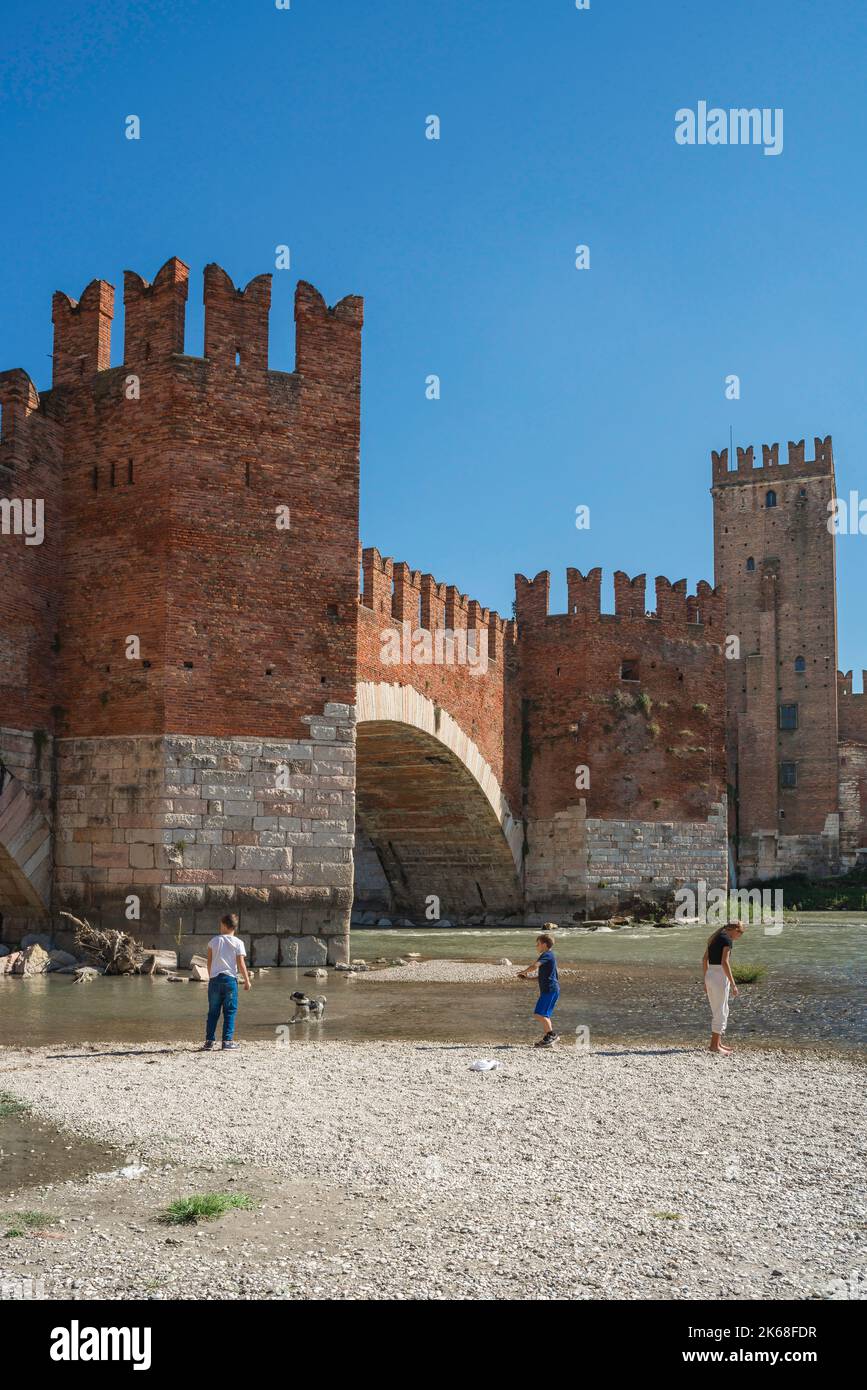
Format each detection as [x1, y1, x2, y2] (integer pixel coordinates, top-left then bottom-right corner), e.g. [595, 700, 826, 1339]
[0, 259, 362, 965]
[711, 437, 841, 881]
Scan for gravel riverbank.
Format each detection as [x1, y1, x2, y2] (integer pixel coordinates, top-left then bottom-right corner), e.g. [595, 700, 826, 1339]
[361, 959, 530, 983]
[0, 1041, 864, 1301]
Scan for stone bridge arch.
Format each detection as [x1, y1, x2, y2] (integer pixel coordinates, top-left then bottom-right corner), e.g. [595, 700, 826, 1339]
[0, 763, 52, 918]
[354, 682, 522, 923]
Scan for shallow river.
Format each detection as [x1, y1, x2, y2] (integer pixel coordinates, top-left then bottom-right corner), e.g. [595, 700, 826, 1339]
[0, 915, 863, 1051]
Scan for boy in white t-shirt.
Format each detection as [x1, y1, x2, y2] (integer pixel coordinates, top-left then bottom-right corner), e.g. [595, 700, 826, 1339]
[202, 913, 251, 1051]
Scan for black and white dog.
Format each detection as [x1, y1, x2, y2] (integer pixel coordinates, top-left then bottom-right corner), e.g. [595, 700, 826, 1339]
[289, 990, 326, 1023]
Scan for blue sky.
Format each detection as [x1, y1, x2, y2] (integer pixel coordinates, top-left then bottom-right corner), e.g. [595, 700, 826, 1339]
[3, 0, 866, 678]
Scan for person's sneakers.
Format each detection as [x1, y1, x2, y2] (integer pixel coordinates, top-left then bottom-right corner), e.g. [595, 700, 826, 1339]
[537, 1032, 559, 1048]
[534, 1035, 552, 1048]
[222, 1041, 241, 1051]
[201, 1041, 215, 1051]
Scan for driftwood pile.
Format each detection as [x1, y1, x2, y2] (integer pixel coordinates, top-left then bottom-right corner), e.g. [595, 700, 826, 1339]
[58, 911, 145, 976]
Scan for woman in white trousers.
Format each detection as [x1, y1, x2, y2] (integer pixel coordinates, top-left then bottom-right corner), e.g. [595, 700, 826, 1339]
[702, 920, 745, 1054]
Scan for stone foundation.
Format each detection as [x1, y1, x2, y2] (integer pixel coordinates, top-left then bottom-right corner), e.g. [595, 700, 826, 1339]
[525, 800, 728, 918]
[737, 816, 842, 882]
[48, 703, 355, 964]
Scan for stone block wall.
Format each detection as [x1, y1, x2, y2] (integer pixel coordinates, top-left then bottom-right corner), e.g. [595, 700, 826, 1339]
[525, 799, 728, 919]
[52, 703, 355, 963]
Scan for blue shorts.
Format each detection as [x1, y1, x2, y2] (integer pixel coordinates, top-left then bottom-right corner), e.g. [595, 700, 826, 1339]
[534, 989, 560, 1019]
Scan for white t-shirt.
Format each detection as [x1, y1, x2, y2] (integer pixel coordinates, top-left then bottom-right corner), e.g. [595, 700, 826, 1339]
[208, 934, 247, 979]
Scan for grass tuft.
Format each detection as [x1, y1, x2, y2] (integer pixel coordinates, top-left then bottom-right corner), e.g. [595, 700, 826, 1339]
[4, 1210, 57, 1238]
[160, 1192, 255, 1225]
[0, 1092, 29, 1119]
[732, 962, 766, 984]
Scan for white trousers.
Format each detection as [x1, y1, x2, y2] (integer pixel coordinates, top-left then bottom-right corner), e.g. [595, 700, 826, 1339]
[706, 965, 730, 1034]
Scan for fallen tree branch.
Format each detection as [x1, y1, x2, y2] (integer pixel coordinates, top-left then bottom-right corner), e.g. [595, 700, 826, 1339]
[58, 911, 144, 975]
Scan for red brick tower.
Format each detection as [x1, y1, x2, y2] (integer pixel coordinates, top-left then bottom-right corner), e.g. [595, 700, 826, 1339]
[711, 438, 841, 881]
[1, 260, 362, 964]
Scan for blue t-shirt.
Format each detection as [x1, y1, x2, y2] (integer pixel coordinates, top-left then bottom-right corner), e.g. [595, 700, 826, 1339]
[537, 950, 559, 993]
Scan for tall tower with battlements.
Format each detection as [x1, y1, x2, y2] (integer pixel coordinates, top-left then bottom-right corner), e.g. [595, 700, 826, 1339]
[711, 437, 841, 881]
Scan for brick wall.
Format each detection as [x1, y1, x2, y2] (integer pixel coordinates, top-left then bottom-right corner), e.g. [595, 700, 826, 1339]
[712, 439, 842, 880]
[0, 261, 363, 956]
[514, 567, 728, 915]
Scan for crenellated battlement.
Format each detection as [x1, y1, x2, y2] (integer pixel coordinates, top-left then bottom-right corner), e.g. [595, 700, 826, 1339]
[51, 278, 114, 386]
[203, 263, 271, 371]
[39, 258, 363, 390]
[711, 435, 834, 483]
[838, 670, 867, 698]
[514, 568, 723, 632]
[359, 546, 515, 660]
[124, 256, 189, 366]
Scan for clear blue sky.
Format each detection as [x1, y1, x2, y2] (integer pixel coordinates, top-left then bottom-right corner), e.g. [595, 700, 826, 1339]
[3, 0, 866, 680]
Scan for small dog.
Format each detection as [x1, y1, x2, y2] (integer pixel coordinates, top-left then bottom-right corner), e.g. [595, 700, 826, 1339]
[289, 990, 326, 1023]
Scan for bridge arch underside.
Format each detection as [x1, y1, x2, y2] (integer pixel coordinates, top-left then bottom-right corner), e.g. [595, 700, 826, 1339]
[354, 719, 522, 924]
[0, 770, 52, 930]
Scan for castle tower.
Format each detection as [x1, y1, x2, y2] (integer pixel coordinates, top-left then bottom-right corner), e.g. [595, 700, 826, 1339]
[711, 437, 841, 881]
[1, 260, 363, 964]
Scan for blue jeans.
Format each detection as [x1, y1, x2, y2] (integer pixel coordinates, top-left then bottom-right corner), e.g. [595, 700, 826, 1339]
[206, 973, 238, 1042]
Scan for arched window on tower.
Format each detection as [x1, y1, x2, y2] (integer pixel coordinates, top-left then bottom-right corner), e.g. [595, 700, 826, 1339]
[795, 656, 806, 672]
[746, 557, 755, 572]
[766, 489, 777, 508]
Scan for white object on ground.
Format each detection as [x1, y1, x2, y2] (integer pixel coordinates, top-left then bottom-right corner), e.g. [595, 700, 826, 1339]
[469, 1059, 500, 1072]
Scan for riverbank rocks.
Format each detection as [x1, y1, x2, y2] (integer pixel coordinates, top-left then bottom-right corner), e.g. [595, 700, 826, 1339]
[140, 950, 178, 977]
[21, 932, 54, 951]
[14, 943, 51, 976]
[190, 962, 209, 982]
[304, 968, 328, 979]
[48, 949, 78, 972]
[0, 951, 22, 975]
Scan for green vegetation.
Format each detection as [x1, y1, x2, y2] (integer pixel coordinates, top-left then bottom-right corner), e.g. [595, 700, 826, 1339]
[752, 865, 867, 912]
[732, 963, 766, 985]
[653, 1211, 682, 1221]
[160, 1192, 255, 1225]
[693, 702, 709, 716]
[0, 1092, 29, 1119]
[636, 691, 653, 716]
[4, 1210, 57, 1238]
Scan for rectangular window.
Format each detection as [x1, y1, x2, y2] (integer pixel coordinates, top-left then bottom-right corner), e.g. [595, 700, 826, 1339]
[621, 658, 640, 682]
[780, 761, 798, 789]
[779, 703, 799, 731]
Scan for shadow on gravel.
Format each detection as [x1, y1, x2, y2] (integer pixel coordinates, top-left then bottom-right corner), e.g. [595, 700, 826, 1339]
[44, 1047, 179, 1060]
[414, 1043, 700, 1057]
[589, 1047, 698, 1057]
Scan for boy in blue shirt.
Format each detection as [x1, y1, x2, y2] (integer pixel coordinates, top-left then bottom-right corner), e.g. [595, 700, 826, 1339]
[518, 929, 560, 1047]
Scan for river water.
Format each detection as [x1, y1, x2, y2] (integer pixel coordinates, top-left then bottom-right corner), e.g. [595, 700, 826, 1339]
[0, 914, 863, 1051]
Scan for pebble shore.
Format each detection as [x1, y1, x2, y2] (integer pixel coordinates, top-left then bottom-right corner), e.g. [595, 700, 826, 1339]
[1, 1040, 864, 1300]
